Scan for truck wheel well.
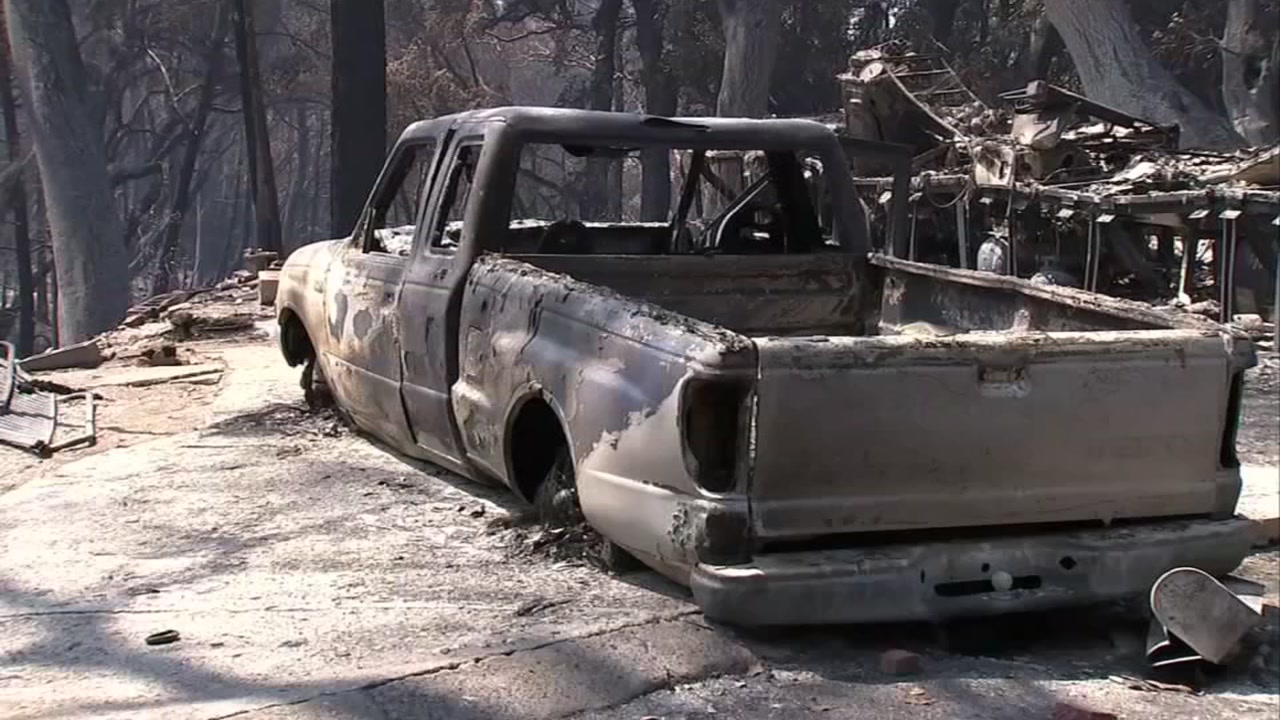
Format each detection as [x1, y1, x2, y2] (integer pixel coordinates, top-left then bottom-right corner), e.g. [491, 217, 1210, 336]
[279, 310, 315, 367]
[509, 398, 568, 503]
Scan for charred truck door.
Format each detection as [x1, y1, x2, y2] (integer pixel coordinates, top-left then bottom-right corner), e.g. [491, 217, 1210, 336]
[397, 124, 487, 473]
[322, 138, 438, 449]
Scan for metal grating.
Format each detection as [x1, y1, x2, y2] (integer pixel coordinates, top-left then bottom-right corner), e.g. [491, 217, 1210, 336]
[0, 388, 57, 451]
[0, 340, 95, 455]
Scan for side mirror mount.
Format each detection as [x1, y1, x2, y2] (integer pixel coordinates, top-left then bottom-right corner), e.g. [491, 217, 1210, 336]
[349, 206, 375, 252]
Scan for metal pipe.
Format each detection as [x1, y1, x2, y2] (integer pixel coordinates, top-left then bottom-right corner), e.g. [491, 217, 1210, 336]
[1178, 234, 1195, 302]
[1273, 238, 1279, 352]
[908, 196, 919, 261]
[1219, 218, 1237, 323]
[1084, 220, 1097, 292]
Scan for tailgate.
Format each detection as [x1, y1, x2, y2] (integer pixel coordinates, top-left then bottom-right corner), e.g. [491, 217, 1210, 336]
[749, 330, 1242, 540]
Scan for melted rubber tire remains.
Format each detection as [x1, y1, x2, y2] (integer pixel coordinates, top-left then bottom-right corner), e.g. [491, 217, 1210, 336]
[534, 445, 644, 575]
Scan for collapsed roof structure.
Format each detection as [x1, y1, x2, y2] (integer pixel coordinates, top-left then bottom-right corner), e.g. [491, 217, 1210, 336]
[837, 42, 1279, 337]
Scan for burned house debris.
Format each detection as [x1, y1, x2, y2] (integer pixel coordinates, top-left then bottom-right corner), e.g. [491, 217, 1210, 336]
[838, 42, 1280, 343]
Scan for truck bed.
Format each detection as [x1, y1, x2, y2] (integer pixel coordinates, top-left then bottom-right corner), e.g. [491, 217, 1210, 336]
[509, 250, 1252, 538]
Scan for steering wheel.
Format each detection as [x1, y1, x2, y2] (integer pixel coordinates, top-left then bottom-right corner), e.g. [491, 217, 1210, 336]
[537, 220, 590, 254]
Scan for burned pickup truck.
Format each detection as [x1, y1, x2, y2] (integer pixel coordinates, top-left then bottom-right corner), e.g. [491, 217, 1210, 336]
[276, 107, 1256, 625]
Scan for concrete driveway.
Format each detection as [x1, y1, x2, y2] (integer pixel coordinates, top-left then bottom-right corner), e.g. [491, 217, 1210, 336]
[2, 335, 1277, 720]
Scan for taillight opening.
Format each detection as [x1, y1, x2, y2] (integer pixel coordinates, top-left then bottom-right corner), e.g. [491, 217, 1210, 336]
[680, 377, 751, 493]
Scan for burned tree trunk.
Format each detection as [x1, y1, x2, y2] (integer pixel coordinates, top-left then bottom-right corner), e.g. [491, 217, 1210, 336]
[924, 0, 962, 47]
[1222, 0, 1279, 146]
[582, 0, 622, 221]
[633, 0, 678, 221]
[1022, 10, 1063, 83]
[716, 0, 780, 118]
[330, 0, 386, 239]
[284, 107, 313, 246]
[6, 0, 130, 343]
[232, 0, 282, 254]
[0, 3, 31, 355]
[1044, 0, 1243, 149]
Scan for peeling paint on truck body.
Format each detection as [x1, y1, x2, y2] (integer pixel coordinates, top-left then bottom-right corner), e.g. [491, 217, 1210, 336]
[276, 107, 1256, 625]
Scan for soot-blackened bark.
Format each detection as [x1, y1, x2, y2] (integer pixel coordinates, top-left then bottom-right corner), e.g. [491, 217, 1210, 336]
[715, 0, 780, 118]
[0, 3, 32, 355]
[233, 0, 282, 253]
[582, 0, 623, 221]
[1223, 0, 1279, 145]
[1044, 0, 1243, 149]
[330, 0, 387, 239]
[633, 0, 678, 221]
[6, 0, 130, 342]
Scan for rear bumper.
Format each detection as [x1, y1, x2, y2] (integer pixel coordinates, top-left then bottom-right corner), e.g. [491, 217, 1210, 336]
[690, 518, 1255, 626]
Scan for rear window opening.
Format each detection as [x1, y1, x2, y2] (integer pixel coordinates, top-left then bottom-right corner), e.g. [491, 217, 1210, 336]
[494, 143, 843, 257]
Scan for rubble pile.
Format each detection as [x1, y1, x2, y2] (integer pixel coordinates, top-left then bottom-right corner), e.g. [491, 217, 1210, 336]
[0, 252, 279, 456]
[837, 43, 1280, 330]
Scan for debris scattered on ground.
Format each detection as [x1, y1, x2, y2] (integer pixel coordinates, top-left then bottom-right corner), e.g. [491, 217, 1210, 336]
[0, 341, 97, 456]
[243, 250, 279, 275]
[49, 364, 225, 390]
[18, 339, 104, 372]
[838, 41, 1278, 323]
[136, 342, 182, 367]
[880, 648, 923, 675]
[900, 685, 935, 705]
[168, 310, 258, 340]
[513, 596, 574, 617]
[258, 269, 281, 306]
[1108, 674, 1197, 694]
[203, 402, 352, 441]
[122, 288, 213, 328]
[1236, 599, 1280, 687]
[1, 273, 273, 457]
[492, 514, 616, 570]
[144, 630, 181, 646]
[215, 269, 259, 291]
